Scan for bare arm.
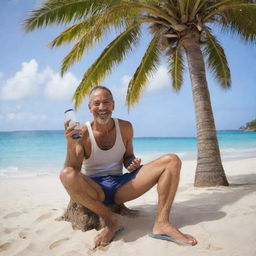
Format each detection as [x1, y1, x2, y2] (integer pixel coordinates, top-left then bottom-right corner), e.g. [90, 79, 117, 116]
[64, 120, 85, 171]
[123, 122, 141, 172]
[64, 141, 84, 170]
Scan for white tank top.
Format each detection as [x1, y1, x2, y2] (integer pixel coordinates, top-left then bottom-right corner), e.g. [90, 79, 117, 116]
[81, 118, 126, 177]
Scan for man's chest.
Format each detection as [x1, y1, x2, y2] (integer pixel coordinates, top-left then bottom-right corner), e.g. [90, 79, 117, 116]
[84, 130, 117, 156]
[94, 131, 116, 150]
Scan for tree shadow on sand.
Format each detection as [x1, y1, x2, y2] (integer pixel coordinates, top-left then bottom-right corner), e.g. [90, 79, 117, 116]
[121, 173, 256, 243]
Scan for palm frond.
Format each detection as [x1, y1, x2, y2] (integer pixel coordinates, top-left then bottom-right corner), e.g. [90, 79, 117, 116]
[72, 24, 141, 109]
[203, 2, 256, 23]
[143, 16, 171, 28]
[189, 0, 207, 21]
[48, 16, 97, 48]
[126, 33, 160, 108]
[141, 0, 175, 23]
[168, 45, 184, 90]
[59, 6, 145, 75]
[184, 0, 191, 16]
[23, 0, 121, 32]
[178, 0, 187, 23]
[139, 0, 163, 7]
[164, 1, 179, 19]
[218, 4, 256, 42]
[48, 3, 145, 48]
[107, 1, 178, 26]
[203, 29, 231, 88]
[167, 0, 180, 11]
[204, 0, 233, 12]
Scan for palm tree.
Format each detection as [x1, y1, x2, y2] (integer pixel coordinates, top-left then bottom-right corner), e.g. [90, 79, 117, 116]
[24, 0, 256, 187]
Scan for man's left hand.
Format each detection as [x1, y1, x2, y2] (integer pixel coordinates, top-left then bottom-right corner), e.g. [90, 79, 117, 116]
[127, 157, 141, 172]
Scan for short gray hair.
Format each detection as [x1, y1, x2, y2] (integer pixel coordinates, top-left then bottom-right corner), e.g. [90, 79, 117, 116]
[89, 86, 113, 102]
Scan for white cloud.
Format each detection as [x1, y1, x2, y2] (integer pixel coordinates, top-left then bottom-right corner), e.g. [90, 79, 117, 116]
[16, 105, 22, 111]
[0, 59, 80, 101]
[146, 65, 170, 92]
[0, 59, 44, 100]
[115, 65, 170, 98]
[5, 112, 47, 121]
[10, 0, 21, 4]
[121, 75, 132, 87]
[0, 60, 167, 104]
[34, 0, 45, 7]
[109, 75, 130, 103]
[10, 0, 41, 5]
[44, 72, 79, 100]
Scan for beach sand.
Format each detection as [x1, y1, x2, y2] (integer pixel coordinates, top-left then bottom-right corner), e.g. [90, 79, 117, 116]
[0, 158, 256, 256]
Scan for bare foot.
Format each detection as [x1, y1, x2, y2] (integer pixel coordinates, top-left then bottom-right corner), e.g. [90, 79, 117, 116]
[94, 215, 121, 249]
[119, 204, 139, 217]
[153, 222, 197, 246]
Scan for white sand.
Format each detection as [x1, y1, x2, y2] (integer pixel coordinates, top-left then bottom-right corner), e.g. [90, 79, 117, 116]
[0, 158, 256, 256]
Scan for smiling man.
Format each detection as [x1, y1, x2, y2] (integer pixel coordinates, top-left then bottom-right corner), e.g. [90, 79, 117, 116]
[60, 85, 197, 248]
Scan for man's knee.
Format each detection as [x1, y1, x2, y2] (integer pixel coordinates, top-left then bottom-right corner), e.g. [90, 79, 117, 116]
[59, 167, 77, 186]
[161, 154, 182, 172]
[161, 153, 181, 164]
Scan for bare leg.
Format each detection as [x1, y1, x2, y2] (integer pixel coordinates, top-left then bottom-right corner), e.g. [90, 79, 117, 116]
[115, 154, 197, 246]
[152, 155, 197, 245]
[60, 167, 121, 248]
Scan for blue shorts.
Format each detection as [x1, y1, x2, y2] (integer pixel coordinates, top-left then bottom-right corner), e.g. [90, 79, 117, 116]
[90, 166, 142, 205]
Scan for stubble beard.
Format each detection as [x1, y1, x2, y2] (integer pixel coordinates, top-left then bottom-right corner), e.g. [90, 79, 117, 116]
[95, 113, 111, 125]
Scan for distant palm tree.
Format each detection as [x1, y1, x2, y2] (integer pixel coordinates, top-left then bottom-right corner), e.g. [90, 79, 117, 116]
[24, 0, 256, 186]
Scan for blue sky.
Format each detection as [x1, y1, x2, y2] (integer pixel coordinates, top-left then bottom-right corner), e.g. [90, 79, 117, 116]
[0, 0, 255, 137]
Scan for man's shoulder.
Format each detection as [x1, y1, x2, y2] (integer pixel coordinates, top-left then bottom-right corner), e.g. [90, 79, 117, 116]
[117, 118, 133, 140]
[117, 118, 132, 129]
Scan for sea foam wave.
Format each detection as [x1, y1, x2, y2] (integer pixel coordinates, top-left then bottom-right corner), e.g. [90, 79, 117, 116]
[220, 147, 256, 161]
[0, 166, 59, 178]
[0, 147, 255, 178]
[137, 147, 256, 162]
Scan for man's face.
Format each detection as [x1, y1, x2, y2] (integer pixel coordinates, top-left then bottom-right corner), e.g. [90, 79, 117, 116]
[88, 89, 114, 124]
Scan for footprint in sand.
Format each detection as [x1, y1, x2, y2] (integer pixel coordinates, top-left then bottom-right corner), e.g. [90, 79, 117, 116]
[206, 243, 223, 251]
[14, 242, 36, 255]
[206, 188, 222, 191]
[0, 242, 12, 252]
[35, 212, 54, 222]
[60, 251, 83, 256]
[49, 238, 70, 250]
[3, 211, 23, 219]
[35, 229, 44, 235]
[4, 227, 16, 234]
[19, 229, 31, 239]
[243, 211, 253, 216]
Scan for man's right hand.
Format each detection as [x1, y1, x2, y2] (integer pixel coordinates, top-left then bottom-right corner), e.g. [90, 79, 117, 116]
[63, 120, 85, 170]
[64, 119, 82, 143]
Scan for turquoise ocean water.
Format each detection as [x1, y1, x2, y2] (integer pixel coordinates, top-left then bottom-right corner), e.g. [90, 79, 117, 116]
[0, 130, 255, 178]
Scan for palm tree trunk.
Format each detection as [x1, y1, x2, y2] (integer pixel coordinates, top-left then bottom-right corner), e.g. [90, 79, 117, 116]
[182, 30, 229, 187]
[57, 199, 138, 231]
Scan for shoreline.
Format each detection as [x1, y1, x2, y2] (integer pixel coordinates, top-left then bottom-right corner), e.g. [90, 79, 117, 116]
[0, 128, 253, 135]
[0, 157, 256, 255]
[1, 131, 255, 177]
[1, 155, 256, 179]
